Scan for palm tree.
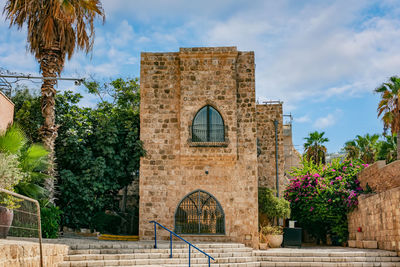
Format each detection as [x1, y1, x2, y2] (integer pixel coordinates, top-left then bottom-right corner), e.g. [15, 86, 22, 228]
[344, 134, 379, 164]
[4, 0, 105, 201]
[376, 133, 397, 163]
[304, 131, 329, 164]
[0, 125, 49, 201]
[375, 76, 400, 160]
[343, 140, 359, 160]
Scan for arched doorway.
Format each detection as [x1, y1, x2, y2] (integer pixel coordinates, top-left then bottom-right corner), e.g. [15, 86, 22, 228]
[174, 190, 225, 234]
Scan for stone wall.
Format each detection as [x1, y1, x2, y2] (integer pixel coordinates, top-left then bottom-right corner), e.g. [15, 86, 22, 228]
[139, 47, 259, 248]
[348, 160, 400, 254]
[0, 239, 68, 267]
[348, 187, 400, 253]
[256, 103, 287, 195]
[357, 160, 400, 193]
[0, 91, 14, 133]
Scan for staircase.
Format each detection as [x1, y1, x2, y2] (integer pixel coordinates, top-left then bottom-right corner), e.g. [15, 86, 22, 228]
[58, 242, 259, 266]
[57, 242, 400, 267]
[254, 247, 400, 267]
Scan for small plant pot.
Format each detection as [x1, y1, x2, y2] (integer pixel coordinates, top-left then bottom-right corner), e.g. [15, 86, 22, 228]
[267, 234, 283, 248]
[0, 206, 14, 239]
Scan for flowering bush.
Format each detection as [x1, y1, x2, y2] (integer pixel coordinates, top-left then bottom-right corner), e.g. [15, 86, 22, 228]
[284, 158, 367, 244]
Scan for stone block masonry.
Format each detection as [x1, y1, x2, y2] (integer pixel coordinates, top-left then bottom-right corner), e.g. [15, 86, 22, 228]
[348, 160, 400, 254]
[139, 47, 259, 248]
[256, 103, 287, 196]
[357, 160, 400, 193]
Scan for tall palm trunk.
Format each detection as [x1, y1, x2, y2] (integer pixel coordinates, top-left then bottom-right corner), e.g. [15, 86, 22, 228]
[39, 47, 62, 203]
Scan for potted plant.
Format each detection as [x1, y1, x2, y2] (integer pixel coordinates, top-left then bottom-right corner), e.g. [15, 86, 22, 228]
[258, 188, 291, 248]
[261, 225, 284, 248]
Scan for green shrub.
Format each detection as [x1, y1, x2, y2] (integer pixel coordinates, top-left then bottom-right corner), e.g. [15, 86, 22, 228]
[41, 204, 61, 238]
[259, 187, 290, 223]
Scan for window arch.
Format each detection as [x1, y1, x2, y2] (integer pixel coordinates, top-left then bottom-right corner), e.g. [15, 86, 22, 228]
[192, 105, 224, 142]
[174, 190, 225, 234]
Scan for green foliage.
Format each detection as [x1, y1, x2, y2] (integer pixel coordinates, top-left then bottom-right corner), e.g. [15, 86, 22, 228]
[376, 133, 397, 163]
[343, 134, 380, 164]
[11, 87, 43, 143]
[41, 203, 62, 238]
[258, 188, 290, 222]
[55, 78, 144, 229]
[285, 159, 366, 244]
[0, 125, 49, 209]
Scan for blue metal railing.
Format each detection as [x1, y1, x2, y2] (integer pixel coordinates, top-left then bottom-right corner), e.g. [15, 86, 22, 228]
[149, 220, 215, 266]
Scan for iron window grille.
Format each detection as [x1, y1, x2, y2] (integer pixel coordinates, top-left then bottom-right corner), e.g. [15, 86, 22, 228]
[174, 190, 225, 235]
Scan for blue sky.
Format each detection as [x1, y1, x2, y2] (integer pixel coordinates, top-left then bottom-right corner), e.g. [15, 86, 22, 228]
[1, 0, 400, 153]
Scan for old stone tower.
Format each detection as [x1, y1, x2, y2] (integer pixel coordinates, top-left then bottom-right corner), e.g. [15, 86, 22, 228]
[139, 47, 289, 248]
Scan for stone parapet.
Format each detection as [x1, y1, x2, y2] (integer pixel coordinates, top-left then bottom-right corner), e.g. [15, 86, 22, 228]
[357, 160, 400, 192]
[0, 239, 68, 267]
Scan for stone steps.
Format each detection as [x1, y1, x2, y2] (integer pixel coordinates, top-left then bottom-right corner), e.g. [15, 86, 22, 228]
[253, 249, 400, 267]
[57, 241, 400, 267]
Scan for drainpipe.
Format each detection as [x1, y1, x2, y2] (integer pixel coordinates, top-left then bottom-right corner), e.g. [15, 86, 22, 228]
[274, 119, 279, 197]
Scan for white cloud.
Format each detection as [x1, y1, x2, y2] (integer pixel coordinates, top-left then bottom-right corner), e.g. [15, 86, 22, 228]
[295, 115, 311, 123]
[313, 109, 342, 129]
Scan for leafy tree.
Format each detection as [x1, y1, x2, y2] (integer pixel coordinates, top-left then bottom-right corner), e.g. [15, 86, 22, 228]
[11, 87, 43, 143]
[4, 0, 105, 202]
[303, 131, 329, 164]
[343, 134, 380, 164]
[55, 78, 144, 229]
[11, 78, 144, 232]
[375, 76, 400, 160]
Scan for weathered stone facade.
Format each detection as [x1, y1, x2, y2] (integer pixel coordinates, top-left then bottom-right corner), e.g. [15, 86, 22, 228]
[256, 103, 287, 196]
[139, 47, 289, 248]
[348, 160, 400, 254]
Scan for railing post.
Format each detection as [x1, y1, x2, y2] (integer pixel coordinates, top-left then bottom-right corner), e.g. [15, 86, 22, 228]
[188, 244, 191, 266]
[170, 232, 172, 258]
[208, 257, 211, 267]
[154, 222, 157, 249]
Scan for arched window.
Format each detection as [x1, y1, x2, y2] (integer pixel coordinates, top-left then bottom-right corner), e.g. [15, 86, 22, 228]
[192, 105, 224, 142]
[175, 190, 225, 234]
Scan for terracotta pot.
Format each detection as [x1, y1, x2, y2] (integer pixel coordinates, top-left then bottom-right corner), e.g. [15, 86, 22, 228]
[0, 206, 13, 238]
[267, 234, 283, 248]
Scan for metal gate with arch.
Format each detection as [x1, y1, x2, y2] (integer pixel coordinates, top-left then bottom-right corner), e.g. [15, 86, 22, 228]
[174, 190, 225, 235]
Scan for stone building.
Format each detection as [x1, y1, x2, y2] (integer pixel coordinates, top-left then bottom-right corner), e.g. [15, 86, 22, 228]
[139, 47, 295, 248]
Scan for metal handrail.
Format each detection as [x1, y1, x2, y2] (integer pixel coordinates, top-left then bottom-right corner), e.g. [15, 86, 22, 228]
[0, 188, 43, 267]
[149, 220, 215, 266]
